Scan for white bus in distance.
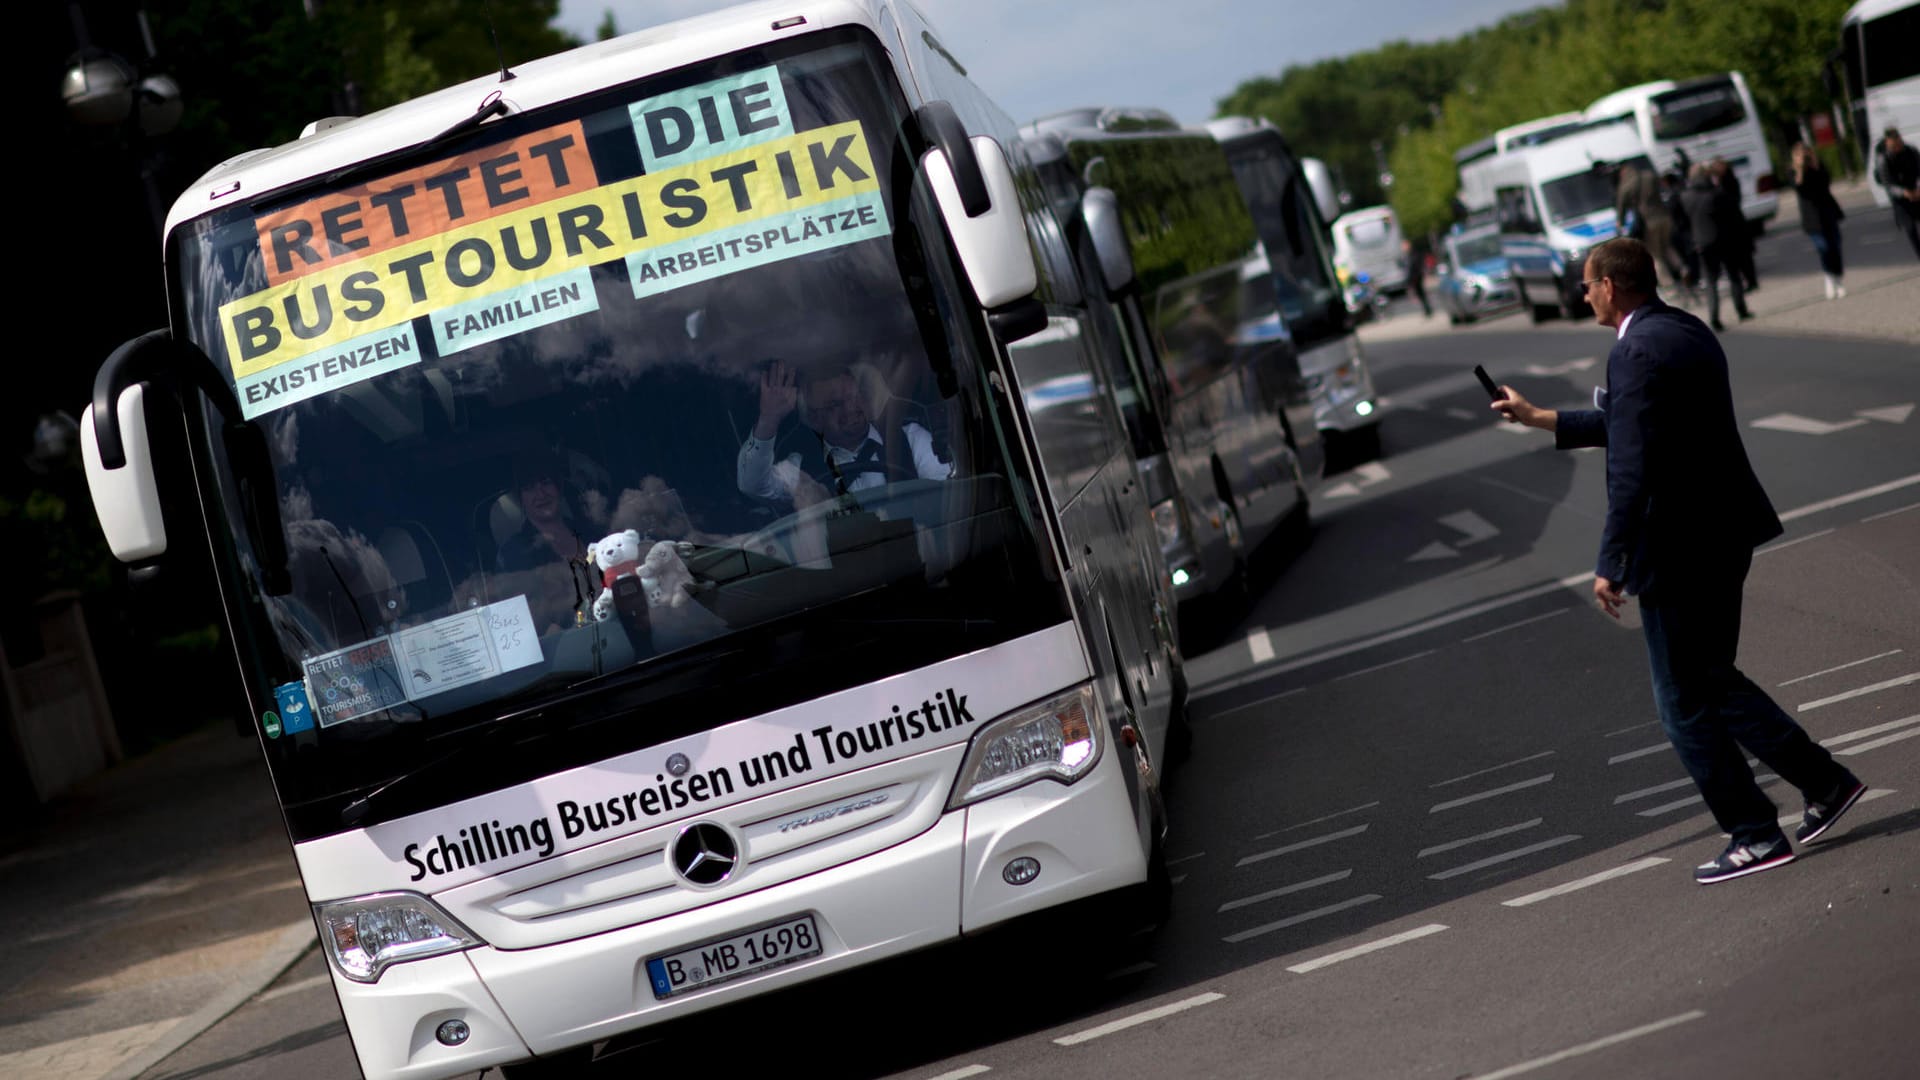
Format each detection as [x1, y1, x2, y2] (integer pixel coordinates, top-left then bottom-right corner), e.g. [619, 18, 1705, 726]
[1586, 72, 1779, 226]
[1329, 205, 1409, 297]
[79, 3, 1184, 1077]
[1454, 112, 1589, 218]
[1488, 118, 1652, 321]
[1831, 0, 1920, 208]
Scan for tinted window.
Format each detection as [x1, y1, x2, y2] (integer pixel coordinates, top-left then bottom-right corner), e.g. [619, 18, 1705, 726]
[1651, 79, 1746, 139]
[1864, 7, 1920, 89]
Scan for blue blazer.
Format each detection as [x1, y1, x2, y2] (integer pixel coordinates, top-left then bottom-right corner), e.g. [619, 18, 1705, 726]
[1555, 299, 1782, 596]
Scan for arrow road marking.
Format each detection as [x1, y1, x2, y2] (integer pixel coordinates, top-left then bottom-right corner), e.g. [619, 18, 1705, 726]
[1438, 510, 1500, 546]
[1857, 403, 1913, 424]
[1325, 461, 1392, 499]
[1749, 413, 1870, 436]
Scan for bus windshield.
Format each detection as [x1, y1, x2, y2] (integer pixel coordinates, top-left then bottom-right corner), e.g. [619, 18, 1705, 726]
[1219, 135, 1342, 337]
[171, 31, 1064, 839]
[1651, 78, 1747, 139]
[1540, 156, 1651, 224]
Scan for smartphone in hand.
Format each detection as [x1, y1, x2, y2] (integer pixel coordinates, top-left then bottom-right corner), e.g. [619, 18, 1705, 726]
[1473, 364, 1503, 401]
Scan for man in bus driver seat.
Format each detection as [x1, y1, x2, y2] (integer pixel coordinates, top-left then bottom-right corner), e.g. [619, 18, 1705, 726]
[737, 359, 953, 508]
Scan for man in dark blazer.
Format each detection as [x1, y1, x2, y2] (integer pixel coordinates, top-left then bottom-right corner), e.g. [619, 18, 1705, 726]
[1490, 238, 1865, 885]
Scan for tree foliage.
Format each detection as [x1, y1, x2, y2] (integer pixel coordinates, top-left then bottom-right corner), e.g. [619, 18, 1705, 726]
[1215, 0, 1857, 239]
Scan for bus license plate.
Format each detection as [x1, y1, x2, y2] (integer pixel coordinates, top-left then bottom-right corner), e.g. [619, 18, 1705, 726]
[645, 914, 821, 999]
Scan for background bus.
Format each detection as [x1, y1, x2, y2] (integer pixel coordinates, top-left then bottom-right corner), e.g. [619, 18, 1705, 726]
[1209, 115, 1383, 464]
[1025, 108, 1318, 629]
[1455, 113, 1589, 220]
[1586, 72, 1779, 226]
[79, 4, 1181, 1076]
[1832, 0, 1920, 209]
[1329, 205, 1409, 297]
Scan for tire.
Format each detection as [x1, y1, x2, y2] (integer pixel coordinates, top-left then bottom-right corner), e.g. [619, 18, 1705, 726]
[1518, 279, 1553, 323]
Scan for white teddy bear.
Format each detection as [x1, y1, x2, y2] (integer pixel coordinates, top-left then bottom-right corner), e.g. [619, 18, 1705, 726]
[588, 530, 645, 623]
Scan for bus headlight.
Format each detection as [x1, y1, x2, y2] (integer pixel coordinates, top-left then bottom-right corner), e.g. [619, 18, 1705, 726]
[947, 685, 1101, 809]
[1149, 497, 1188, 551]
[316, 892, 481, 983]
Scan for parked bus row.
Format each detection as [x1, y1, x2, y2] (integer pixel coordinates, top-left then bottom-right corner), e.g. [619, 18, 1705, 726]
[74, 3, 1371, 1077]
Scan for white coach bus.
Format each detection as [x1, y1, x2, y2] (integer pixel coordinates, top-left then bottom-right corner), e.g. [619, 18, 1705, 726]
[78, 3, 1183, 1076]
[1586, 72, 1779, 226]
[1833, 0, 1920, 208]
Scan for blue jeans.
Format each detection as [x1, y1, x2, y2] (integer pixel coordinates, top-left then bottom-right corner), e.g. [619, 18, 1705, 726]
[1639, 551, 1854, 847]
[1809, 226, 1844, 276]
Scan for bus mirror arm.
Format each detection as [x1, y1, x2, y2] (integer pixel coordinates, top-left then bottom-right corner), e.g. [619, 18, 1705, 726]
[84, 329, 291, 593]
[1080, 187, 1135, 296]
[914, 101, 1041, 334]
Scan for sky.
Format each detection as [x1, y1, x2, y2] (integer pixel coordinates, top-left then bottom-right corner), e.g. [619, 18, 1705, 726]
[553, 0, 1556, 126]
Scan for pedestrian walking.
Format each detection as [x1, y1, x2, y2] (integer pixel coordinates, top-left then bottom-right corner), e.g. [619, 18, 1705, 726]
[1870, 126, 1920, 259]
[1403, 234, 1433, 317]
[1488, 237, 1868, 885]
[1709, 158, 1758, 291]
[1679, 163, 1750, 331]
[1614, 161, 1684, 289]
[1662, 168, 1702, 304]
[1787, 143, 1847, 299]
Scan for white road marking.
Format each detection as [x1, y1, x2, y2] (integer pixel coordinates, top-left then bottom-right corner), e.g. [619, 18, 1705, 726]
[1170, 874, 1188, 885]
[1257, 801, 1381, 838]
[1211, 684, 1310, 718]
[1166, 851, 1207, 866]
[1285, 923, 1449, 974]
[1777, 472, 1920, 523]
[1501, 857, 1671, 907]
[1408, 541, 1460, 562]
[1462, 608, 1572, 643]
[1839, 729, 1920, 755]
[1237, 824, 1369, 867]
[1857, 403, 1913, 424]
[1193, 476, 1920, 703]
[1754, 528, 1836, 556]
[1218, 870, 1353, 912]
[1247, 628, 1275, 663]
[1603, 720, 1660, 737]
[1779, 650, 1903, 687]
[1523, 357, 1598, 376]
[1418, 819, 1542, 858]
[1607, 741, 1670, 765]
[1470, 1010, 1706, 1079]
[1796, 673, 1919, 712]
[1428, 835, 1581, 880]
[1750, 413, 1870, 436]
[1439, 509, 1501, 546]
[1776, 788, 1893, 827]
[927, 1067, 993, 1080]
[1052, 992, 1226, 1045]
[1861, 500, 1920, 523]
[1429, 774, 1555, 813]
[1638, 774, 1782, 816]
[1221, 894, 1381, 943]
[1105, 961, 1157, 980]
[1332, 649, 1438, 681]
[1432, 751, 1557, 788]
[1821, 714, 1920, 747]
[1613, 778, 1694, 804]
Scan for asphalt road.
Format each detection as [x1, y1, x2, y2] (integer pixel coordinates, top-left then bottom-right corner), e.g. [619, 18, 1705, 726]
[144, 273, 1920, 1079]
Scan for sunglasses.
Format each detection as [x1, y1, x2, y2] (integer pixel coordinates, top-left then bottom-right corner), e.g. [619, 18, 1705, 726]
[1579, 278, 1607, 297]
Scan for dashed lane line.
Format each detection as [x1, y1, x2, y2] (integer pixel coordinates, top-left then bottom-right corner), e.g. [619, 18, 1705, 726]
[1776, 788, 1894, 827]
[1427, 835, 1582, 881]
[1753, 528, 1835, 556]
[1166, 851, 1207, 866]
[1469, 1011, 1707, 1079]
[1796, 673, 1919, 712]
[1417, 819, 1542, 859]
[1285, 923, 1449, 974]
[1838, 729, 1920, 755]
[1428, 774, 1554, 813]
[1236, 824, 1369, 867]
[1821, 714, 1919, 747]
[1430, 751, 1556, 788]
[1501, 857, 1671, 907]
[1778, 649, 1903, 687]
[1218, 870, 1352, 913]
[927, 1067, 992, 1080]
[1607, 742, 1669, 765]
[1256, 801, 1380, 839]
[1331, 649, 1438, 681]
[1461, 607, 1573, 643]
[1052, 992, 1226, 1046]
[1613, 778, 1694, 803]
[1637, 774, 1782, 816]
[1222, 894, 1382, 943]
[1860, 500, 1920, 523]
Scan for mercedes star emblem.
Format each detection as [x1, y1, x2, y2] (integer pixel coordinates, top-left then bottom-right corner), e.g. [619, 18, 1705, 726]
[671, 822, 739, 887]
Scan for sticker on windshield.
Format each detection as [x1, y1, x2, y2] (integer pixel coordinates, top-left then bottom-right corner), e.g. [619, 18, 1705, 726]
[630, 66, 794, 172]
[432, 266, 598, 357]
[274, 680, 316, 734]
[299, 596, 545, 726]
[237, 324, 420, 420]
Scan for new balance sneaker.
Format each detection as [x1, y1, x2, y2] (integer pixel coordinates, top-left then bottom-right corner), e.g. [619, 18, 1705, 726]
[1694, 836, 1795, 884]
[1796, 778, 1868, 844]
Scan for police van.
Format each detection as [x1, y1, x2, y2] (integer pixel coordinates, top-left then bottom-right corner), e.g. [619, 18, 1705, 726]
[1486, 118, 1652, 321]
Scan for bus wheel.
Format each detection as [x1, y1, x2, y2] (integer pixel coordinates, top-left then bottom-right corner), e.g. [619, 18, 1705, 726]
[1519, 280, 1552, 323]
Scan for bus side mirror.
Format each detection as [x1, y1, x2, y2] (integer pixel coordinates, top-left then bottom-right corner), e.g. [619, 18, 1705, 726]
[1080, 187, 1134, 296]
[1302, 158, 1341, 225]
[81, 382, 168, 562]
[916, 101, 1042, 336]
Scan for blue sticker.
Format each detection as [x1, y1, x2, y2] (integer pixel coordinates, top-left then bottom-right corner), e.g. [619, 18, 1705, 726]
[274, 681, 316, 734]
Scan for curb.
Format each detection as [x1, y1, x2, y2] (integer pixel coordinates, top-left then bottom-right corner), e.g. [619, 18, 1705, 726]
[105, 921, 319, 1080]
